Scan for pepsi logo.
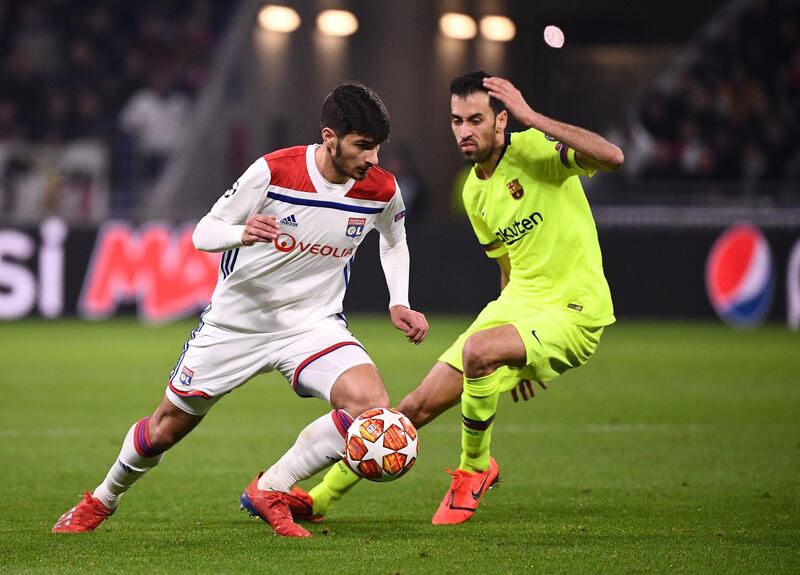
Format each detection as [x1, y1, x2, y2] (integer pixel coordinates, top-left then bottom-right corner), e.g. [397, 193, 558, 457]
[705, 223, 774, 328]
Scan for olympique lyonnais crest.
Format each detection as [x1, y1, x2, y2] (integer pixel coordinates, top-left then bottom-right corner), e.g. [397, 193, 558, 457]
[507, 179, 524, 200]
[346, 217, 366, 238]
[179, 366, 194, 385]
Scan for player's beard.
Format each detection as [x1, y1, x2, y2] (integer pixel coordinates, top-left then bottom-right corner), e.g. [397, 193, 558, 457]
[332, 143, 369, 181]
[461, 142, 493, 164]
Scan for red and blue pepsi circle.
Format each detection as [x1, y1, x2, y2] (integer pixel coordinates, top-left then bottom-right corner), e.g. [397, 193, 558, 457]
[705, 223, 774, 328]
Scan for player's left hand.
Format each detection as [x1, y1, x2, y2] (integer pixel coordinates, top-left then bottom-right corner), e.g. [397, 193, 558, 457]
[389, 305, 429, 345]
[510, 379, 547, 402]
[483, 76, 535, 125]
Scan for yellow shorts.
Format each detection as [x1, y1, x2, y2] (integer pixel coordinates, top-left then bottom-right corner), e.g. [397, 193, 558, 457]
[439, 297, 605, 390]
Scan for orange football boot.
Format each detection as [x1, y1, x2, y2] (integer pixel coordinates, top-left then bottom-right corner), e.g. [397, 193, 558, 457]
[52, 492, 114, 533]
[431, 457, 500, 525]
[240, 474, 311, 538]
[284, 486, 325, 523]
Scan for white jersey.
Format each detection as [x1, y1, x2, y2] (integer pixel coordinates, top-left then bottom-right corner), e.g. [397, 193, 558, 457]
[200, 145, 407, 334]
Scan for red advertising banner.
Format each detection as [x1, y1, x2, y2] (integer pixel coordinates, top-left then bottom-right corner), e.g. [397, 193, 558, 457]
[0, 219, 219, 322]
[80, 222, 220, 321]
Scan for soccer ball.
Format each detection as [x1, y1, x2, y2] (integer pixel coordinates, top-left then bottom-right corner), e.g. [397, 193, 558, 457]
[344, 408, 418, 482]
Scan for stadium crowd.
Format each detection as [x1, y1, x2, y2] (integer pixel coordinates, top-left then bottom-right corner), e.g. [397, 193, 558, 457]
[0, 0, 229, 216]
[621, 0, 800, 184]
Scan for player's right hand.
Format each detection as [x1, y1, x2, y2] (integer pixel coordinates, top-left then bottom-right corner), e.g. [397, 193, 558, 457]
[483, 76, 535, 126]
[510, 379, 547, 402]
[242, 214, 280, 245]
[389, 305, 429, 345]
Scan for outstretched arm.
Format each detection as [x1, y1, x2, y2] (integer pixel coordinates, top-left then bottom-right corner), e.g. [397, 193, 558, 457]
[483, 76, 624, 172]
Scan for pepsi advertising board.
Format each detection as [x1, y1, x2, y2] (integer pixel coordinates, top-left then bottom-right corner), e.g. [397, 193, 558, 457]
[706, 224, 775, 328]
[0, 219, 799, 328]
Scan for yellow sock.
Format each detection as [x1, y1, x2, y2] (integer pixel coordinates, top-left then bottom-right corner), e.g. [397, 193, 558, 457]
[308, 460, 360, 515]
[459, 370, 502, 473]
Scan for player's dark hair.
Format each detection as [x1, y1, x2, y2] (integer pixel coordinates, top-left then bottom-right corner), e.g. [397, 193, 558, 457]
[450, 71, 505, 116]
[320, 82, 390, 143]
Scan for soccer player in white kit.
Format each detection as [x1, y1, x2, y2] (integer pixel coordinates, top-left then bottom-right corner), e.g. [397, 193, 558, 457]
[52, 82, 429, 538]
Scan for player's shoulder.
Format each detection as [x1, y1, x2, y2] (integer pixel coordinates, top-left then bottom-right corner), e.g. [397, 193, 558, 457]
[263, 145, 307, 164]
[346, 165, 397, 202]
[262, 146, 315, 192]
[508, 128, 562, 164]
[460, 169, 484, 208]
[510, 128, 549, 148]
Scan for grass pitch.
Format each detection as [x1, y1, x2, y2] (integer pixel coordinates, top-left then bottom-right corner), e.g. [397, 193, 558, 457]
[1, 317, 798, 574]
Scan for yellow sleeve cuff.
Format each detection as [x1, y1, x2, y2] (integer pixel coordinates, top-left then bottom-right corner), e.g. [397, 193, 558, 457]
[484, 244, 508, 259]
[568, 147, 596, 177]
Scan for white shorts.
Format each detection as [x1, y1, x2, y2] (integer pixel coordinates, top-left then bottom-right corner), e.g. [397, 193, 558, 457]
[165, 317, 374, 416]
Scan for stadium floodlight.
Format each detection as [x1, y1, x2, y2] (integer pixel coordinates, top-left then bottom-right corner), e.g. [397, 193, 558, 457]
[439, 12, 477, 40]
[258, 5, 301, 33]
[479, 15, 516, 42]
[317, 9, 359, 37]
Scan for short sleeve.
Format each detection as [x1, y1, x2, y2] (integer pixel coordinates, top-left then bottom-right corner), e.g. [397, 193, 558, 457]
[207, 157, 272, 224]
[463, 189, 507, 259]
[514, 129, 595, 181]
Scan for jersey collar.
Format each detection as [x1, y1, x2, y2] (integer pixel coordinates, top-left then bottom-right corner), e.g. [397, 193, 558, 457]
[497, 131, 511, 165]
[306, 144, 356, 196]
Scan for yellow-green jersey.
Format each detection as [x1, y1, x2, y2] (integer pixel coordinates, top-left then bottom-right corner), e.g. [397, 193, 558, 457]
[462, 128, 614, 327]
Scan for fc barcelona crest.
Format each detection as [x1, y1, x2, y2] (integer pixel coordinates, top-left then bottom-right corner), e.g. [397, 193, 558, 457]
[346, 217, 366, 238]
[507, 179, 524, 200]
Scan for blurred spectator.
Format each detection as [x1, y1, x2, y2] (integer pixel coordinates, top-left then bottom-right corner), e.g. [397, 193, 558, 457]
[12, 3, 58, 76]
[119, 68, 191, 196]
[0, 98, 23, 142]
[450, 165, 471, 221]
[382, 144, 428, 225]
[40, 94, 73, 144]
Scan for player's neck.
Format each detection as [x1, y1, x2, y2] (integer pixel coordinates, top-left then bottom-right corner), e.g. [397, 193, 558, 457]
[314, 145, 350, 184]
[474, 136, 506, 179]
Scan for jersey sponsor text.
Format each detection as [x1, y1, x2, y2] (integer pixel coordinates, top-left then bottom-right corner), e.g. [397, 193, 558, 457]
[494, 211, 543, 245]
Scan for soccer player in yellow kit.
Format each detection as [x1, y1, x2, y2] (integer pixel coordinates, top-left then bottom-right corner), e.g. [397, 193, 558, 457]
[298, 71, 623, 525]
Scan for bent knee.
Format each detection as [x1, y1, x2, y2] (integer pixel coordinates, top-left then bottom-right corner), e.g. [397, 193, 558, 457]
[462, 334, 496, 378]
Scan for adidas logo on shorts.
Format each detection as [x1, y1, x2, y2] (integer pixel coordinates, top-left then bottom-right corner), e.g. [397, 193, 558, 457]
[280, 214, 298, 227]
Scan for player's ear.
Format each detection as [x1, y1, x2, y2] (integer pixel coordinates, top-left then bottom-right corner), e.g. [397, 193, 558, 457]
[496, 110, 508, 133]
[321, 127, 337, 150]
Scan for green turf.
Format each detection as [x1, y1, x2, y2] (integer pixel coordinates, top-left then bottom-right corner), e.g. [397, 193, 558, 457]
[1, 317, 798, 574]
